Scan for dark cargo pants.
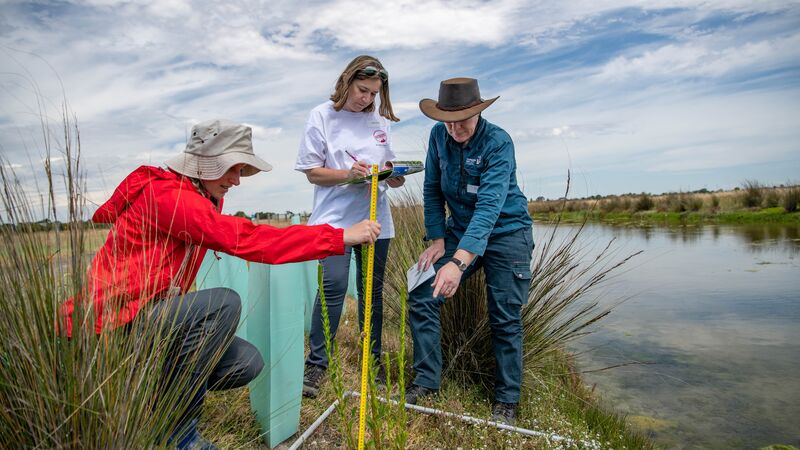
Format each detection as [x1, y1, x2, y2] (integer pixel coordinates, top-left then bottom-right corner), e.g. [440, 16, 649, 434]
[408, 227, 533, 403]
[306, 239, 390, 368]
[145, 288, 264, 428]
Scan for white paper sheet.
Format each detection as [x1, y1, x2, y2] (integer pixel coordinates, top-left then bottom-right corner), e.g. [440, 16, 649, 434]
[407, 262, 436, 293]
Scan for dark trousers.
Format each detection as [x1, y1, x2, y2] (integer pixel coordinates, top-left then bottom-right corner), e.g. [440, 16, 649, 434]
[306, 239, 390, 368]
[145, 288, 264, 427]
[408, 227, 533, 403]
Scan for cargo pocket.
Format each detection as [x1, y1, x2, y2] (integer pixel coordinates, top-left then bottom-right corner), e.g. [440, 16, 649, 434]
[511, 262, 532, 305]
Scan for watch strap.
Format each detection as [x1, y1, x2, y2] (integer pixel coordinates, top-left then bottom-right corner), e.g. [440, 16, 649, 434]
[450, 257, 468, 272]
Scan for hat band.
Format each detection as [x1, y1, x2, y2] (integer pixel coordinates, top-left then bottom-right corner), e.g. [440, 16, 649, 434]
[435, 99, 483, 112]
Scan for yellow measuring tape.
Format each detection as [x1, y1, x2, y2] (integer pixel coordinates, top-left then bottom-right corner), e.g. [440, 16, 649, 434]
[357, 164, 379, 450]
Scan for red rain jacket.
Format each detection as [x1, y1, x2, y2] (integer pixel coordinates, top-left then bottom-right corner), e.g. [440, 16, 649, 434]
[62, 166, 344, 336]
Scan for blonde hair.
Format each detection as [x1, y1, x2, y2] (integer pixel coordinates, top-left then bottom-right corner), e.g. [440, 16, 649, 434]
[330, 55, 400, 122]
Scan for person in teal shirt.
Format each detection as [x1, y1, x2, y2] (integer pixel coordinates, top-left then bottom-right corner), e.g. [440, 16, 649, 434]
[405, 78, 533, 426]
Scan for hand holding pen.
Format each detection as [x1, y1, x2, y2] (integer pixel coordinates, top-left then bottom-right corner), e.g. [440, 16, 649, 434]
[345, 150, 371, 180]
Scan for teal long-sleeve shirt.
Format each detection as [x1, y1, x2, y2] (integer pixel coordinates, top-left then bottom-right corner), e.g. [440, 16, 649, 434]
[423, 117, 532, 256]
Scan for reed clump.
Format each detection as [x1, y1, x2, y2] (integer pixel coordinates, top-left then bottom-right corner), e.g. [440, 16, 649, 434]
[783, 186, 800, 212]
[634, 193, 655, 212]
[0, 111, 233, 447]
[740, 180, 764, 208]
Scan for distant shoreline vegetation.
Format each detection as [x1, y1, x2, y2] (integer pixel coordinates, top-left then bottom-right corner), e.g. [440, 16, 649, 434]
[529, 181, 800, 225]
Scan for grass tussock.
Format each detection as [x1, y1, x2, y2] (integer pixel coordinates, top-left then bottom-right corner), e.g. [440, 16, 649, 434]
[0, 110, 240, 447]
[783, 186, 800, 212]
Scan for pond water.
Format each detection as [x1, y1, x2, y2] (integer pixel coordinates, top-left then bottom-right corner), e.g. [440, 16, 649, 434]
[539, 223, 800, 449]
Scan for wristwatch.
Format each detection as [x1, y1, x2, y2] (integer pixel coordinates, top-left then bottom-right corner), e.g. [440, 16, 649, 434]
[449, 257, 468, 272]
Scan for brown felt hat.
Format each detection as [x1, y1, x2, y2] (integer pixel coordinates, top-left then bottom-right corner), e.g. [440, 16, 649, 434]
[419, 77, 499, 122]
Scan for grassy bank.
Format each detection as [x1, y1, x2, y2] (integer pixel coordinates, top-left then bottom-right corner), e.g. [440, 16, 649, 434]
[533, 207, 800, 225]
[530, 183, 800, 225]
[199, 193, 652, 448]
[202, 297, 652, 448]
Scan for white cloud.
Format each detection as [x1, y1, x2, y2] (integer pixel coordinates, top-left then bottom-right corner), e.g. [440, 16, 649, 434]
[245, 124, 282, 140]
[598, 32, 800, 81]
[1, 0, 799, 214]
[551, 126, 571, 137]
[302, 0, 523, 49]
[144, 0, 192, 18]
[205, 29, 320, 66]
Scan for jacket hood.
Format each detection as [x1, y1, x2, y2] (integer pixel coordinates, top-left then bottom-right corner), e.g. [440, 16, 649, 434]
[92, 166, 184, 224]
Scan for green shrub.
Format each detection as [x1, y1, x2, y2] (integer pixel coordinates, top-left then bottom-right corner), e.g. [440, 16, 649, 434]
[668, 193, 686, 212]
[783, 187, 800, 212]
[711, 194, 720, 210]
[740, 180, 764, 208]
[565, 200, 579, 212]
[763, 189, 780, 208]
[655, 195, 671, 212]
[685, 194, 703, 212]
[601, 197, 622, 213]
[634, 194, 655, 211]
[663, 192, 702, 213]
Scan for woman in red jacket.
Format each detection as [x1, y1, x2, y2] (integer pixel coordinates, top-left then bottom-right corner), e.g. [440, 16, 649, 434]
[63, 119, 380, 449]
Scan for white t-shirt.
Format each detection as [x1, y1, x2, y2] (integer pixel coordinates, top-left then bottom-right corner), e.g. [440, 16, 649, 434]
[295, 101, 396, 239]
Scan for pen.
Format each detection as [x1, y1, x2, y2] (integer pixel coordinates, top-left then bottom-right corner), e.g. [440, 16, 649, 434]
[344, 150, 358, 162]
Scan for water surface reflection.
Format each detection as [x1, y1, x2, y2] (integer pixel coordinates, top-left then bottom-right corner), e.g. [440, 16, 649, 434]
[540, 223, 800, 449]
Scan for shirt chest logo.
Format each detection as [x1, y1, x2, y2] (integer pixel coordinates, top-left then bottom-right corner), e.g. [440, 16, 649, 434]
[373, 130, 388, 145]
[465, 156, 482, 167]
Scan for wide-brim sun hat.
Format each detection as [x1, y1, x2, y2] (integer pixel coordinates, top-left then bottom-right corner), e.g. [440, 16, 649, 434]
[165, 119, 273, 180]
[419, 77, 499, 122]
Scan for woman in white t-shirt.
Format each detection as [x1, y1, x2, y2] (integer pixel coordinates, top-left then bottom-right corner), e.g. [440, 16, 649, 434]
[295, 55, 402, 397]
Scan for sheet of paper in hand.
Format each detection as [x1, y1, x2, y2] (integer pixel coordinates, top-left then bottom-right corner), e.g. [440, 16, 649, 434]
[407, 261, 436, 293]
[338, 160, 424, 185]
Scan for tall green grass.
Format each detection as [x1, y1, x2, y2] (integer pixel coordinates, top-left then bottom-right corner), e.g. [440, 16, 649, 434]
[0, 111, 234, 447]
[317, 255, 409, 448]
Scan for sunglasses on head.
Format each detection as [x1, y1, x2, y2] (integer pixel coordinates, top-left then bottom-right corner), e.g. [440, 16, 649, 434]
[358, 65, 388, 81]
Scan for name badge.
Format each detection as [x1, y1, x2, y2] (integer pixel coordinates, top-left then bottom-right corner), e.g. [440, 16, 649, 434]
[466, 184, 479, 194]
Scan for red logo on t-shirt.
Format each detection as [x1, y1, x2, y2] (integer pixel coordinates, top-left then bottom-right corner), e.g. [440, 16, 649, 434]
[373, 130, 387, 144]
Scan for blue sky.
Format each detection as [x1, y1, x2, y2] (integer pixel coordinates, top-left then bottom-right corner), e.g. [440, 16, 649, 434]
[1, 0, 799, 216]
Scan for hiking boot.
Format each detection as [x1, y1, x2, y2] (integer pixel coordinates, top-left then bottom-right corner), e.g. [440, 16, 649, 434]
[172, 418, 219, 450]
[375, 364, 386, 389]
[404, 384, 438, 405]
[178, 431, 219, 450]
[491, 401, 518, 426]
[302, 363, 326, 398]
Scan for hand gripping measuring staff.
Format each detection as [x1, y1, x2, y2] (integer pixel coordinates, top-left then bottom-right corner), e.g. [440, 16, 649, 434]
[357, 164, 379, 450]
